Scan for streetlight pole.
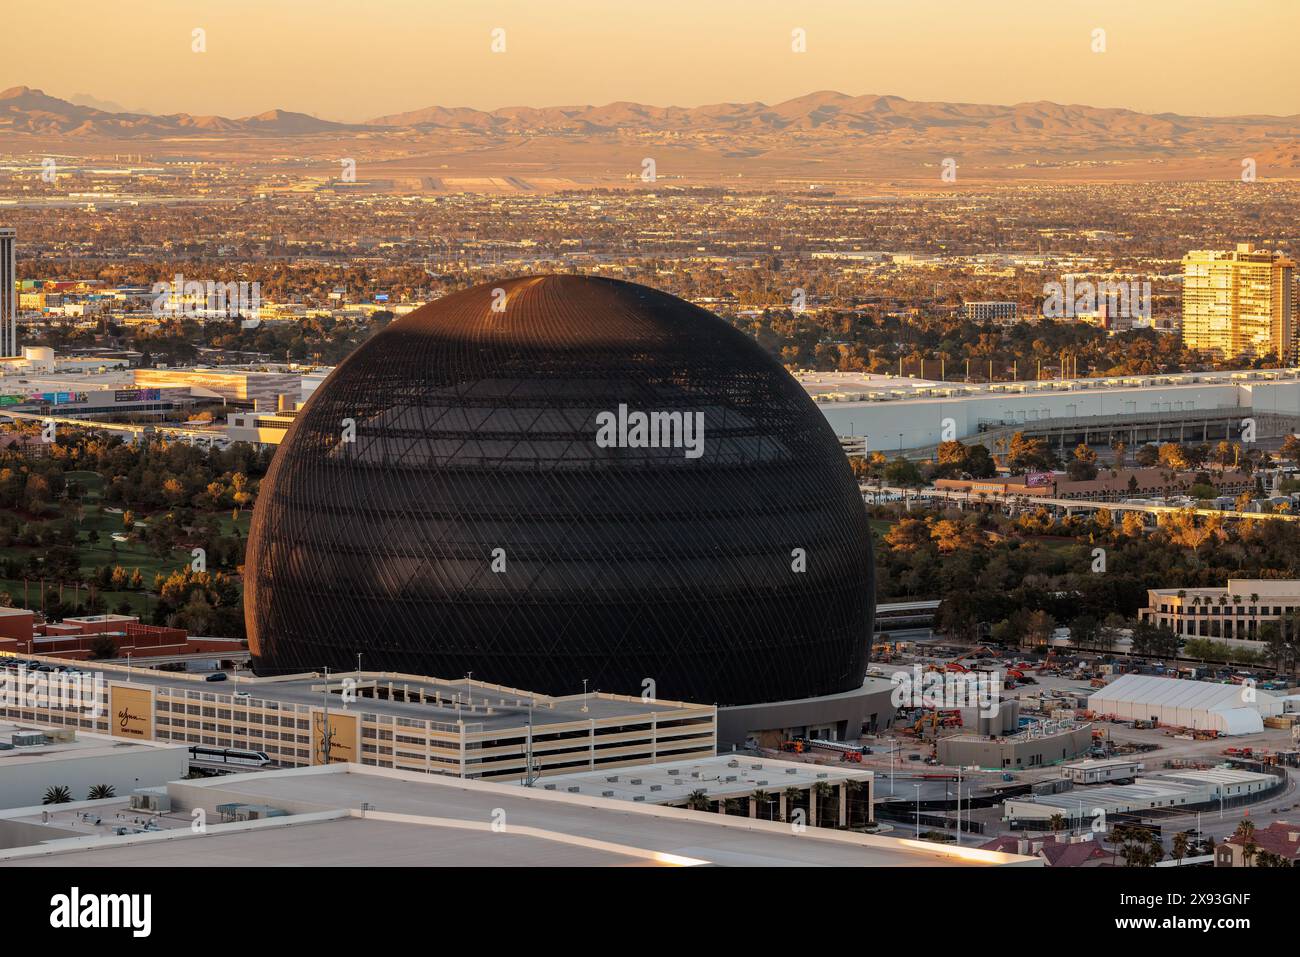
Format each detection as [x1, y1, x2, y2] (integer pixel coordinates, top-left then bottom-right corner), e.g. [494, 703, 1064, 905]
[524, 697, 537, 787]
[321, 665, 331, 765]
[955, 764, 963, 845]
[914, 783, 921, 838]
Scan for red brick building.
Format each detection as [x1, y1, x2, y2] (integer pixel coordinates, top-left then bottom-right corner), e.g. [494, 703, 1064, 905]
[0, 608, 243, 660]
[935, 467, 1253, 503]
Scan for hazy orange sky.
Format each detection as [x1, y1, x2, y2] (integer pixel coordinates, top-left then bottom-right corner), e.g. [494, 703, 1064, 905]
[5, 0, 1298, 121]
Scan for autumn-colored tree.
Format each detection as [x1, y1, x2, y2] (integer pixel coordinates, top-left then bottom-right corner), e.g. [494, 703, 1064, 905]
[885, 518, 931, 553]
[1157, 442, 1191, 471]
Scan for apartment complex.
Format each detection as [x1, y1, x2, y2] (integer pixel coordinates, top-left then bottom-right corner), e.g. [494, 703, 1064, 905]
[961, 300, 1018, 323]
[1139, 578, 1300, 643]
[1182, 244, 1296, 361]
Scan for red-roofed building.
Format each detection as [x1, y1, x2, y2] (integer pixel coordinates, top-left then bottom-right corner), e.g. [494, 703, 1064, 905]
[979, 833, 1111, 867]
[1216, 821, 1300, 867]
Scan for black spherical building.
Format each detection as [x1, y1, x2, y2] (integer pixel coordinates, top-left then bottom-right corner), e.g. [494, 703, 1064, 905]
[246, 275, 873, 705]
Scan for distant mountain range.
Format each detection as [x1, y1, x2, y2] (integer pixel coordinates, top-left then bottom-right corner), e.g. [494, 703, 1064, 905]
[367, 90, 1298, 140]
[3, 85, 1295, 187]
[3, 85, 1295, 144]
[0, 87, 352, 136]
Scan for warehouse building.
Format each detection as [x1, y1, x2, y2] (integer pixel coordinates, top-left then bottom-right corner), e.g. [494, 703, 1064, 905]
[1004, 768, 1278, 824]
[1088, 674, 1283, 735]
[800, 367, 1300, 456]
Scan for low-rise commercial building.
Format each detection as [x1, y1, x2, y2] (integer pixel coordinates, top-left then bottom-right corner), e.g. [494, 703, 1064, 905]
[0, 720, 186, 809]
[0, 610, 241, 661]
[1141, 578, 1300, 643]
[961, 301, 1018, 323]
[1004, 768, 1278, 824]
[934, 467, 1253, 503]
[979, 832, 1111, 866]
[937, 721, 1094, 770]
[1061, 757, 1144, 785]
[1216, 820, 1300, 867]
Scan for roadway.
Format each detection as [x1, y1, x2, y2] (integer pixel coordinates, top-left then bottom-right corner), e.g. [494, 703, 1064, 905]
[100, 650, 251, 668]
[0, 411, 230, 447]
[864, 484, 1300, 523]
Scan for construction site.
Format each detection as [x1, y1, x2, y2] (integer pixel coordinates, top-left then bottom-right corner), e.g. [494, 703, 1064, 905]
[746, 640, 1300, 859]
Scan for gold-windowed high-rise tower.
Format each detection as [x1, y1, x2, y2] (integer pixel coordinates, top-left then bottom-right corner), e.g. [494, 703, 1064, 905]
[1182, 243, 1296, 362]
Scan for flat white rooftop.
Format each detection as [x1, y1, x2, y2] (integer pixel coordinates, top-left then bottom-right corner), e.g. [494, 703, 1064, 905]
[1164, 768, 1276, 789]
[0, 721, 178, 766]
[1007, 779, 1208, 818]
[0, 765, 1038, 867]
[1006, 768, 1275, 818]
[531, 754, 872, 804]
[1061, 757, 1143, 771]
[793, 366, 1300, 406]
[0, 797, 193, 844]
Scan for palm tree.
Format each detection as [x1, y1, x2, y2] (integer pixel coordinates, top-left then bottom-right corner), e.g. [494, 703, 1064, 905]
[751, 788, 771, 821]
[1117, 827, 1163, 867]
[783, 785, 803, 823]
[1242, 840, 1259, 868]
[1048, 813, 1066, 835]
[685, 789, 711, 813]
[1234, 819, 1258, 867]
[87, 784, 115, 800]
[812, 780, 835, 828]
[1172, 831, 1189, 865]
[1145, 835, 1166, 866]
[844, 779, 866, 828]
[43, 785, 73, 805]
[1106, 825, 1130, 866]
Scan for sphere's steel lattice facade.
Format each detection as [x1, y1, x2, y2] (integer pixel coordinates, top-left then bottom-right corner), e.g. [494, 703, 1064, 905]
[246, 276, 873, 705]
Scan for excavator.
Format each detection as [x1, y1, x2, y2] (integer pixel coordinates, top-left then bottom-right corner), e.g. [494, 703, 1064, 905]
[904, 710, 963, 739]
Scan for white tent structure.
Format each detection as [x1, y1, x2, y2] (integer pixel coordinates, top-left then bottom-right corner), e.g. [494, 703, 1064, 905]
[1088, 674, 1282, 736]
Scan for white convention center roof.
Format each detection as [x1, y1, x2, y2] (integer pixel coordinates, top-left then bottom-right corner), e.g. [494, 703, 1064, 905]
[1088, 674, 1281, 735]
